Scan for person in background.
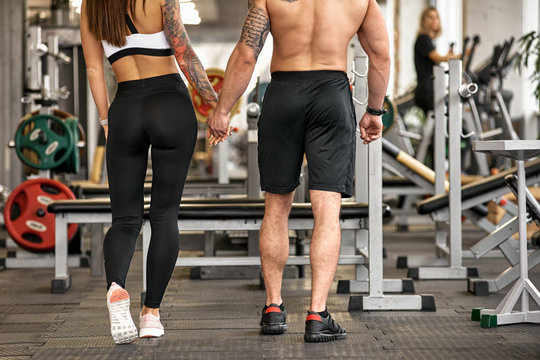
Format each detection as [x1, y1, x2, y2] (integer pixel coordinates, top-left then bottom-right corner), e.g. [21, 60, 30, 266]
[80, 0, 217, 344]
[414, 6, 460, 114]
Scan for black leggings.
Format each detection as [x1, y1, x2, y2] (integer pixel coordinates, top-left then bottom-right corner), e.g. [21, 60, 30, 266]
[103, 74, 197, 308]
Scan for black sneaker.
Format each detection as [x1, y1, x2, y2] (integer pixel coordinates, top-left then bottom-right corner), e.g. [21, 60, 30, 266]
[304, 311, 347, 343]
[260, 303, 287, 335]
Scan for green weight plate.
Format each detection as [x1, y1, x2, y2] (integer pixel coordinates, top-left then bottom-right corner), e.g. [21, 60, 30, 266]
[14, 114, 75, 170]
[66, 118, 80, 174]
[382, 96, 396, 135]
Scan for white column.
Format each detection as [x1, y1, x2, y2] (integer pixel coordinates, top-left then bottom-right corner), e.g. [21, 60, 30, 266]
[522, 0, 539, 139]
[384, 0, 395, 97]
[436, 0, 463, 55]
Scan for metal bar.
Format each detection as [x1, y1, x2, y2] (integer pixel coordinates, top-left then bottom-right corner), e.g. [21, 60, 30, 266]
[433, 65, 446, 196]
[54, 213, 69, 279]
[353, 48, 369, 202]
[175, 254, 366, 267]
[90, 223, 103, 277]
[368, 138, 383, 297]
[217, 141, 229, 184]
[448, 59, 463, 269]
[517, 160, 529, 313]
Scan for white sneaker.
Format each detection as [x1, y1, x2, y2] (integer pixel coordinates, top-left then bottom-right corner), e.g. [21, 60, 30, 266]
[139, 312, 165, 338]
[106, 282, 138, 344]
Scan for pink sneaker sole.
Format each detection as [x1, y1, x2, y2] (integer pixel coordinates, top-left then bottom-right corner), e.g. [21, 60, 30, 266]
[107, 287, 138, 344]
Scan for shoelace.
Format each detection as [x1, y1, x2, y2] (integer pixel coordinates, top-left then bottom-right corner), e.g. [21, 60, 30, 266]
[327, 316, 345, 333]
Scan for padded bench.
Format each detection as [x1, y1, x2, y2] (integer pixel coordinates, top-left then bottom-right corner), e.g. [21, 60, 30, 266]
[71, 177, 247, 198]
[75, 177, 421, 198]
[47, 199, 390, 293]
[417, 158, 540, 218]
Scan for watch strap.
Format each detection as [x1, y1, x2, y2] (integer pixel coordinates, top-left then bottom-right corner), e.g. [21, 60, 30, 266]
[366, 106, 387, 116]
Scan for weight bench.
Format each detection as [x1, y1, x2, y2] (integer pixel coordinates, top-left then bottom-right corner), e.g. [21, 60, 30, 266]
[47, 199, 397, 299]
[404, 158, 540, 280]
[382, 138, 446, 232]
[71, 177, 247, 199]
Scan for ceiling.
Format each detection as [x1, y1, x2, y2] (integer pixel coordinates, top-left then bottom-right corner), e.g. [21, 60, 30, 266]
[26, 0, 248, 42]
[27, 0, 246, 26]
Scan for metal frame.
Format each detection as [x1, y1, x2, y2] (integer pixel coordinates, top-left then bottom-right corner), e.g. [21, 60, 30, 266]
[349, 43, 432, 311]
[52, 210, 369, 294]
[400, 61, 469, 279]
[401, 60, 540, 281]
[473, 140, 540, 327]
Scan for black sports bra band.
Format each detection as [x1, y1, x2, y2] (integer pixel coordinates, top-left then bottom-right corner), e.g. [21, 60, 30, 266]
[107, 48, 174, 64]
[125, 14, 139, 34]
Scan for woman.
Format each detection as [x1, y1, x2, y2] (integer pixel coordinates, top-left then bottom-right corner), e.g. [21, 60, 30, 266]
[414, 6, 459, 114]
[81, 0, 218, 344]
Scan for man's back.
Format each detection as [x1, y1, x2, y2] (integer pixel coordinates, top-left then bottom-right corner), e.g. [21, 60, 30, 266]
[266, 0, 370, 72]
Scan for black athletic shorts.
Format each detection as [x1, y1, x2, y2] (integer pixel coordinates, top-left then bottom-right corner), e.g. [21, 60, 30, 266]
[258, 70, 356, 198]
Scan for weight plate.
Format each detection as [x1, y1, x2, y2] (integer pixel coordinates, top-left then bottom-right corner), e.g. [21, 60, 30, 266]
[14, 114, 75, 170]
[188, 68, 241, 123]
[54, 118, 80, 174]
[382, 96, 397, 135]
[3, 178, 78, 253]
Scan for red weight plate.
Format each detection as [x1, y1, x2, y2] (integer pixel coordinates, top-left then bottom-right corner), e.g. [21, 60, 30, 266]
[3, 178, 78, 253]
[191, 73, 223, 117]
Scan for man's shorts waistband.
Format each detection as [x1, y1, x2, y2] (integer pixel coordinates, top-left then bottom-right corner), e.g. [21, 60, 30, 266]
[271, 70, 348, 82]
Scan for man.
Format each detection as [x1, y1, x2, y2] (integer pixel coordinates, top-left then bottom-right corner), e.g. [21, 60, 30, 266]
[207, 0, 390, 343]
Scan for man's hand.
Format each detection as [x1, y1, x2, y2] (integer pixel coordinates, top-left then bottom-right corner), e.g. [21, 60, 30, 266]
[358, 112, 383, 144]
[206, 109, 232, 146]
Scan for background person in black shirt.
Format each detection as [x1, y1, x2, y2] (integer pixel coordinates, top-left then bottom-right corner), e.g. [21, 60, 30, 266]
[414, 7, 460, 114]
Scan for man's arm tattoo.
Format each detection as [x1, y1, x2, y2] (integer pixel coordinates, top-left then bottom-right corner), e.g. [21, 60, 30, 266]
[240, 2, 270, 60]
[163, 0, 217, 102]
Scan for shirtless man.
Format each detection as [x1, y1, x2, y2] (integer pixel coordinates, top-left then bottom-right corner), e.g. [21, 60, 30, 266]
[207, 0, 390, 343]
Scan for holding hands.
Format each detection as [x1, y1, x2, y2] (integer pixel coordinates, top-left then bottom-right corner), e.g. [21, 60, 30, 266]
[206, 108, 234, 146]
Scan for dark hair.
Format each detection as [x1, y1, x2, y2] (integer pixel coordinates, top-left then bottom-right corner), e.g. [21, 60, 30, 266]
[85, 0, 146, 47]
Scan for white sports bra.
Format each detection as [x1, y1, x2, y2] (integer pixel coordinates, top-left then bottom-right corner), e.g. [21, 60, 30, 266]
[101, 14, 174, 64]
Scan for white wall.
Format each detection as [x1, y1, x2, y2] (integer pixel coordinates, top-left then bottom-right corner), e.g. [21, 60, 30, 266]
[464, 0, 524, 119]
[397, 0, 428, 96]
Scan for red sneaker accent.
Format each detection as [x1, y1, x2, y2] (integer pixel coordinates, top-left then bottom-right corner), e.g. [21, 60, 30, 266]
[109, 288, 129, 303]
[265, 306, 281, 314]
[306, 314, 322, 322]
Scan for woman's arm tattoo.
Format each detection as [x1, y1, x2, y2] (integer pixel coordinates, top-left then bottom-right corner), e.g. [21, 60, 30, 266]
[163, 0, 217, 103]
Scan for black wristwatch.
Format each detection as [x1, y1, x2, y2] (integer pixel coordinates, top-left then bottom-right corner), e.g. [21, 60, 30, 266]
[366, 106, 387, 116]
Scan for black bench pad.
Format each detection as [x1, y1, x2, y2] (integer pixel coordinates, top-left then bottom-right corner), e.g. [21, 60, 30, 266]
[72, 178, 246, 197]
[48, 199, 391, 220]
[417, 158, 540, 215]
[75, 176, 410, 198]
[383, 176, 416, 187]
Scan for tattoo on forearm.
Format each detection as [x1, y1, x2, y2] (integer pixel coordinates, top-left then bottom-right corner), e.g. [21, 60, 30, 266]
[163, 0, 217, 103]
[240, 1, 270, 60]
[281, 0, 298, 2]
